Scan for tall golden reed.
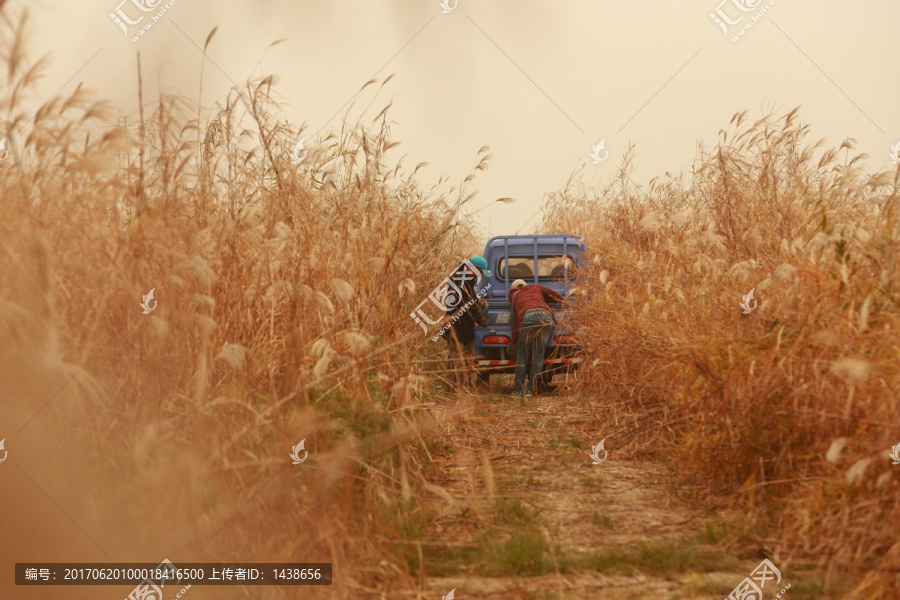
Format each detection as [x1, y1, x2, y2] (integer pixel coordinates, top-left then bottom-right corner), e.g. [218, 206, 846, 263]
[543, 107, 900, 598]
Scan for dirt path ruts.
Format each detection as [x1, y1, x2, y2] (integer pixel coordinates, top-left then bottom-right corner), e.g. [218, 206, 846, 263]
[410, 382, 754, 600]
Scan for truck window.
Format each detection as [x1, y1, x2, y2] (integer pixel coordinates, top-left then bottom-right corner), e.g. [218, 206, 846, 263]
[498, 256, 575, 280]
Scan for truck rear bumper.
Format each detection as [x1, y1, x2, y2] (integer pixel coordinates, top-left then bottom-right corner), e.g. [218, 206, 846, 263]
[475, 357, 581, 374]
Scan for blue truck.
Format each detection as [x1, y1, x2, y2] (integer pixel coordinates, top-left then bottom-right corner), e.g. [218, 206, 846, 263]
[473, 234, 588, 388]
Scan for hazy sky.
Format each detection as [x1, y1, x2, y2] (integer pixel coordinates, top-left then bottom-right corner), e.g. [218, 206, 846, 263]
[12, 0, 900, 242]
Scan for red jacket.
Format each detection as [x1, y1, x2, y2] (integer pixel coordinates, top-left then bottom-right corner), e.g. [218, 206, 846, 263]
[508, 285, 564, 341]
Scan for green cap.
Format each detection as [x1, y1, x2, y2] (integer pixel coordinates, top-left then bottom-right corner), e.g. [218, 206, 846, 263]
[469, 255, 491, 277]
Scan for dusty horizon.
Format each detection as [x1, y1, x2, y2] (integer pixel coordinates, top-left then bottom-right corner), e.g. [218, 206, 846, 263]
[7, 0, 899, 244]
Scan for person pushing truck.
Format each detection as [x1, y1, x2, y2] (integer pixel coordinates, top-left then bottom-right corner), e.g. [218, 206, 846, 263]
[507, 279, 565, 396]
[472, 234, 587, 392]
[441, 256, 491, 390]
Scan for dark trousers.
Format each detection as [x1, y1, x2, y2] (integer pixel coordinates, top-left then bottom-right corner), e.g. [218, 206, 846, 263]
[514, 309, 553, 393]
[446, 333, 475, 390]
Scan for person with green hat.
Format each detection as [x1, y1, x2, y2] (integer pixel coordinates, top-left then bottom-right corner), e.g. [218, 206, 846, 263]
[441, 256, 492, 390]
[469, 255, 491, 277]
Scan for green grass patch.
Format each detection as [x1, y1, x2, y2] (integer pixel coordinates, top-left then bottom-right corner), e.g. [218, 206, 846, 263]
[691, 571, 830, 600]
[417, 512, 738, 580]
[416, 497, 565, 577]
[509, 474, 537, 486]
[581, 475, 603, 489]
[418, 543, 482, 577]
[698, 520, 726, 544]
[485, 528, 551, 576]
[637, 542, 734, 575]
[318, 391, 391, 442]
[491, 498, 538, 528]
[582, 541, 737, 577]
[789, 574, 828, 600]
[589, 511, 614, 529]
[381, 497, 435, 573]
[680, 576, 735, 597]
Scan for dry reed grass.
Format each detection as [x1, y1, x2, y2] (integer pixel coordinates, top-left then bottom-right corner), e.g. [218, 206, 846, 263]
[542, 107, 900, 598]
[4, 2, 898, 597]
[0, 6, 492, 598]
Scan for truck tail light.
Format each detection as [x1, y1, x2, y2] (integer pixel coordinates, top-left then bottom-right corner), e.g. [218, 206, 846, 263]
[554, 335, 577, 345]
[483, 335, 510, 345]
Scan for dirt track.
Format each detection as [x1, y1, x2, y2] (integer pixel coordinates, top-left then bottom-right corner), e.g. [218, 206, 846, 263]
[409, 379, 762, 600]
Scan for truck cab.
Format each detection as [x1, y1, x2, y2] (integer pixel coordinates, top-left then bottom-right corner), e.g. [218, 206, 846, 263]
[474, 234, 588, 384]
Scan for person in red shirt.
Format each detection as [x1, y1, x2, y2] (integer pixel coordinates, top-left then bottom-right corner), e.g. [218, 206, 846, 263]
[507, 279, 565, 396]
